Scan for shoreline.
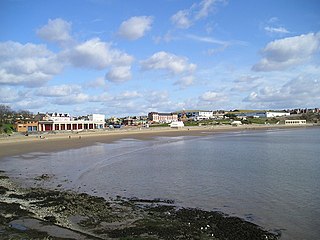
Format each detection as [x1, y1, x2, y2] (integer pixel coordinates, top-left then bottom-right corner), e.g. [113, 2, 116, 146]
[0, 171, 280, 240]
[0, 124, 317, 158]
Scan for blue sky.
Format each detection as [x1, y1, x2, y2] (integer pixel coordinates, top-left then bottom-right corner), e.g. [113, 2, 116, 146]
[1, 0, 319, 117]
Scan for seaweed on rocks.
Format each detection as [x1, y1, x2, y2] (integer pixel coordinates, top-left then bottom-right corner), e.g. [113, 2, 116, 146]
[128, 197, 175, 204]
[0, 186, 8, 194]
[105, 204, 279, 240]
[44, 215, 57, 223]
[0, 202, 33, 218]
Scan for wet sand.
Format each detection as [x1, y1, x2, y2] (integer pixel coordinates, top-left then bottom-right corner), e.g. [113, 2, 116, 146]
[0, 124, 314, 158]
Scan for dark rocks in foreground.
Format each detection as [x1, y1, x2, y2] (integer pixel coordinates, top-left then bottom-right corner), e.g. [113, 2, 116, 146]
[0, 173, 280, 240]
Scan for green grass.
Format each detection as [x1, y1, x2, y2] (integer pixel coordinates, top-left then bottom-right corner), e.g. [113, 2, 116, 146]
[184, 121, 199, 126]
[0, 123, 14, 134]
[242, 117, 279, 124]
[184, 120, 231, 126]
[149, 123, 170, 127]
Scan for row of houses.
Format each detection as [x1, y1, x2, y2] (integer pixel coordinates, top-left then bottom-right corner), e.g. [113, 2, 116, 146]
[13, 108, 315, 132]
[181, 110, 225, 120]
[116, 108, 318, 125]
[16, 112, 178, 132]
[289, 108, 319, 114]
[148, 111, 226, 123]
[147, 110, 293, 124]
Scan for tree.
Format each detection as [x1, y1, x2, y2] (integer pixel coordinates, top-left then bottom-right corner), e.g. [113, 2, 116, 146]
[224, 113, 237, 119]
[17, 109, 33, 119]
[301, 112, 320, 123]
[0, 104, 14, 123]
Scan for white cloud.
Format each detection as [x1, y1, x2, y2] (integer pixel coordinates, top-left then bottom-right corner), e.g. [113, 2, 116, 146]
[153, 31, 177, 44]
[268, 17, 279, 23]
[105, 66, 132, 82]
[0, 41, 63, 86]
[234, 75, 261, 83]
[283, 75, 319, 96]
[54, 93, 90, 105]
[171, 10, 192, 29]
[37, 18, 73, 46]
[143, 90, 178, 112]
[171, 0, 225, 29]
[141, 51, 196, 75]
[186, 34, 247, 56]
[0, 86, 20, 103]
[35, 84, 82, 97]
[118, 16, 153, 40]
[0, 87, 45, 110]
[244, 75, 320, 108]
[87, 77, 106, 88]
[206, 45, 228, 56]
[174, 76, 194, 88]
[90, 91, 142, 105]
[146, 90, 169, 103]
[186, 34, 227, 45]
[61, 38, 134, 82]
[196, 0, 218, 20]
[90, 93, 113, 102]
[231, 75, 262, 92]
[253, 32, 320, 71]
[200, 91, 226, 102]
[61, 38, 134, 70]
[263, 17, 290, 36]
[15, 99, 46, 110]
[115, 90, 142, 100]
[264, 26, 289, 34]
[4, 18, 136, 88]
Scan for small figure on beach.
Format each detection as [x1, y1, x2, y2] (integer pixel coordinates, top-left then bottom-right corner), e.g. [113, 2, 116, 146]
[68, 136, 71, 139]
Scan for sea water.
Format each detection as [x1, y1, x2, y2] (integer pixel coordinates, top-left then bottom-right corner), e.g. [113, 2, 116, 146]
[1, 127, 319, 240]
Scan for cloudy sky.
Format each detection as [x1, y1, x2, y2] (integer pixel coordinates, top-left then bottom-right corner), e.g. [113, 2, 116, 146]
[1, 0, 319, 117]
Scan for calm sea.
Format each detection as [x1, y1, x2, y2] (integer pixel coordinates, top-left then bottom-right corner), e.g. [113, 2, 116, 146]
[1, 127, 319, 240]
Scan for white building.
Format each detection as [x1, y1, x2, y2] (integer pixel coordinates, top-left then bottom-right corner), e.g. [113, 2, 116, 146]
[285, 120, 307, 125]
[88, 114, 105, 122]
[242, 111, 290, 118]
[187, 111, 213, 120]
[44, 113, 71, 122]
[39, 113, 105, 131]
[265, 111, 290, 118]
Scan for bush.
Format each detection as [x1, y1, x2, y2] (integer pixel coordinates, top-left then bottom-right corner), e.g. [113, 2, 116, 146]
[1, 124, 14, 134]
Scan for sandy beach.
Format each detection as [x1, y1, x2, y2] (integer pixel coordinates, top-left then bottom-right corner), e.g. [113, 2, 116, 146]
[0, 124, 315, 159]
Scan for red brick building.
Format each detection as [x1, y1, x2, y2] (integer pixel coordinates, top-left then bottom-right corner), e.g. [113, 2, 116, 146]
[148, 112, 178, 123]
